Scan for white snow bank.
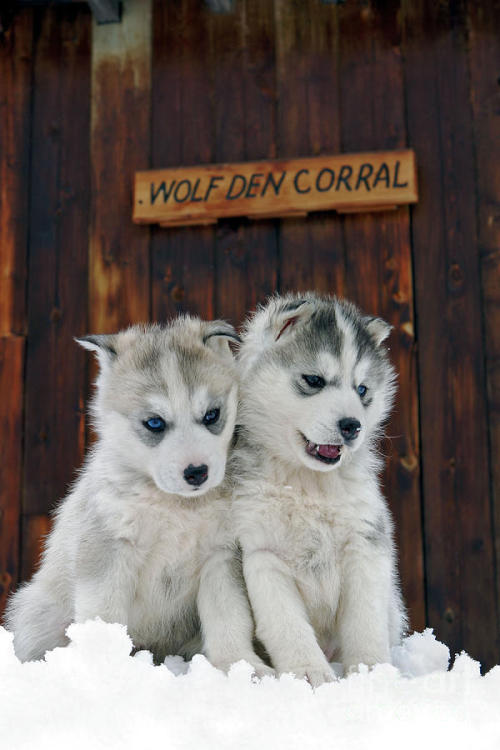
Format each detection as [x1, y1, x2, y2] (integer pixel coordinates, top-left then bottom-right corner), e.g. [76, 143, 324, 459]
[1, 620, 499, 750]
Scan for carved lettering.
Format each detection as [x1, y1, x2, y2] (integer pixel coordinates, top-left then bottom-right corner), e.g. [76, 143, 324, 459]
[294, 169, 310, 194]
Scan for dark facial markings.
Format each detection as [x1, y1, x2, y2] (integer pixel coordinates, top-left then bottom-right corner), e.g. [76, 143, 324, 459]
[302, 374, 325, 389]
[294, 373, 341, 397]
[134, 416, 172, 447]
[201, 405, 226, 435]
[144, 416, 167, 432]
[203, 407, 220, 426]
[352, 380, 374, 408]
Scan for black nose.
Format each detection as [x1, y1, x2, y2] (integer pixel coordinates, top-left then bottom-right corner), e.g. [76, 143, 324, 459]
[338, 418, 361, 441]
[183, 463, 209, 487]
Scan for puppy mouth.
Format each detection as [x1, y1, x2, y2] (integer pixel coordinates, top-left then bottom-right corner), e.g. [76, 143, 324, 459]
[302, 434, 342, 465]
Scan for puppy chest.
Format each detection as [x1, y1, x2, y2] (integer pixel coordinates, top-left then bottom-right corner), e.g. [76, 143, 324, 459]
[132, 510, 220, 610]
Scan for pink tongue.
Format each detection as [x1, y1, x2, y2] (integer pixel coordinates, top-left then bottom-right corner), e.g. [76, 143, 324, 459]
[317, 444, 340, 459]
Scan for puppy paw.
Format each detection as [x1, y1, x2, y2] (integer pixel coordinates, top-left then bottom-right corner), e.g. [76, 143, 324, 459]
[344, 653, 389, 675]
[249, 659, 276, 680]
[281, 663, 336, 688]
[210, 653, 275, 679]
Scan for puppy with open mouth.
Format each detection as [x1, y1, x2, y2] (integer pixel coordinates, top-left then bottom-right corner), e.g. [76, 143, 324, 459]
[5, 317, 269, 676]
[233, 292, 407, 686]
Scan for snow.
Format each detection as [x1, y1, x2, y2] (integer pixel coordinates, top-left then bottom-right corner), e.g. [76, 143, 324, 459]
[1, 620, 499, 750]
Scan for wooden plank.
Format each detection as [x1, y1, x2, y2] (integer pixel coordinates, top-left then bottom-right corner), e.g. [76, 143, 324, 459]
[0, 8, 33, 614]
[90, 0, 151, 332]
[338, 0, 425, 632]
[0, 337, 25, 616]
[208, 1, 246, 324]
[274, 0, 346, 298]
[0, 9, 33, 336]
[134, 151, 417, 226]
[206, 0, 279, 325]
[468, 0, 500, 642]
[22, 4, 90, 586]
[402, 0, 498, 668]
[211, 0, 278, 323]
[21, 515, 52, 583]
[150, 0, 214, 322]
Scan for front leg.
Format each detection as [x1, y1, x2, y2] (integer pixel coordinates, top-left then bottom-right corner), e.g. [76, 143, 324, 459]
[74, 545, 136, 627]
[337, 539, 392, 672]
[198, 548, 273, 678]
[243, 549, 334, 687]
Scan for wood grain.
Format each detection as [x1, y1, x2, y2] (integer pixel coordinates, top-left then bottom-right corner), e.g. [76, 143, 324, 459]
[22, 6, 90, 580]
[403, 0, 498, 668]
[90, 0, 152, 332]
[274, 0, 346, 298]
[0, 8, 33, 615]
[150, 0, 215, 322]
[468, 0, 500, 647]
[0, 337, 25, 616]
[0, 9, 32, 337]
[212, 0, 278, 323]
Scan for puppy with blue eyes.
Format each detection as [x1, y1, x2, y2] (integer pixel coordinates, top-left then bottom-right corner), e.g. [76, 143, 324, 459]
[6, 317, 270, 675]
[233, 293, 407, 686]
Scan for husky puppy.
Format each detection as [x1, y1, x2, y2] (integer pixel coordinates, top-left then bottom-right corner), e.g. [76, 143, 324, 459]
[6, 317, 268, 674]
[233, 293, 407, 686]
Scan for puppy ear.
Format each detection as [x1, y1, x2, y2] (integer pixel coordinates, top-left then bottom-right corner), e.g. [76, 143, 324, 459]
[365, 316, 392, 347]
[271, 299, 313, 342]
[75, 334, 118, 368]
[203, 320, 241, 360]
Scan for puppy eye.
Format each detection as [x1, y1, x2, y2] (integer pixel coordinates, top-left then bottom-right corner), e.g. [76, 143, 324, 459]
[357, 384, 368, 397]
[203, 408, 220, 426]
[144, 416, 166, 432]
[302, 375, 325, 389]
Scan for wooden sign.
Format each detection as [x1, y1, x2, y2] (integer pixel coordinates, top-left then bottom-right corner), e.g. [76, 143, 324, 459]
[133, 150, 417, 227]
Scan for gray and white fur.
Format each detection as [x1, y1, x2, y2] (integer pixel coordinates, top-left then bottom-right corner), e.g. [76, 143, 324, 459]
[233, 292, 407, 687]
[5, 317, 269, 674]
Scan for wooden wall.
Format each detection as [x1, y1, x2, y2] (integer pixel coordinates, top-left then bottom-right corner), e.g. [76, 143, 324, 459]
[0, 0, 499, 669]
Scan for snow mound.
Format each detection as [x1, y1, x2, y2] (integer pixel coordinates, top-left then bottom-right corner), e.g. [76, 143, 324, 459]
[0, 620, 499, 750]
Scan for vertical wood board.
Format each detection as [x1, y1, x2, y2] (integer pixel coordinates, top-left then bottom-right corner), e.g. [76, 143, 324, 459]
[151, 0, 215, 322]
[403, 0, 498, 668]
[0, 337, 25, 616]
[90, 0, 152, 333]
[275, 0, 346, 297]
[468, 0, 500, 640]
[0, 10, 33, 337]
[22, 6, 91, 579]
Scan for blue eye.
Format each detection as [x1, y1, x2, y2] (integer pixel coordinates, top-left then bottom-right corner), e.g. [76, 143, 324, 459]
[302, 375, 325, 389]
[203, 408, 220, 426]
[144, 416, 166, 432]
[357, 384, 368, 397]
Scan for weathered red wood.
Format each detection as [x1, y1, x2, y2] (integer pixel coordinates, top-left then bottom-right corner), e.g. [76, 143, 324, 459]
[0, 10, 32, 337]
[403, 0, 498, 668]
[0, 9, 33, 615]
[0, 337, 25, 617]
[90, 0, 151, 332]
[21, 515, 52, 583]
[338, 0, 425, 632]
[274, 0, 345, 297]
[468, 0, 500, 643]
[206, 3, 270, 324]
[22, 3, 90, 562]
[213, 0, 278, 323]
[151, 0, 215, 322]
[209, 4, 246, 323]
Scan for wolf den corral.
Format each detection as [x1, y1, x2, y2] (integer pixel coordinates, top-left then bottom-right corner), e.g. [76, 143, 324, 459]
[5, 316, 270, 676]
[233, 292, 407, 687]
